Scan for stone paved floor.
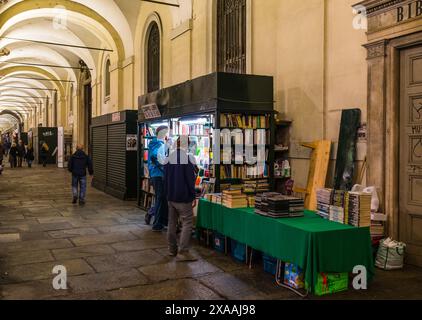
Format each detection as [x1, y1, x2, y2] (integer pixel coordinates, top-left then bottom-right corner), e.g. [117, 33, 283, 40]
[0, 165, 421, 300]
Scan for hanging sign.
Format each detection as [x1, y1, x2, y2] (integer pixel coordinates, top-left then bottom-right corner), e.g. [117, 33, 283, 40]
[141, 103, 161, 119]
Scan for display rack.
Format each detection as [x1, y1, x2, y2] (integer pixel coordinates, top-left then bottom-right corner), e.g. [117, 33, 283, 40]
[137, 72, 275, 211]
[274, 119, 293, 195]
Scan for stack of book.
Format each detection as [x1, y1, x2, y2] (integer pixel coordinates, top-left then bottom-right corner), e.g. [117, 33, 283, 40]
[333, 190, 346, 207]
[371, 213, 387, 239]
[222, 190, 248, 208]
[316, 188, 333, 219]
[347, 192, 371, 227]
[255, 193, 304, 218]
[241, 179, 270, 194]
[329, 206, 345, 224]
[255, 192, 279, 212]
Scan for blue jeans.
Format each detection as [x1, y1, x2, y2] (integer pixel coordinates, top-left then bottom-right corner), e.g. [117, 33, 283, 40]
[72, 175, 87, 201]
[151, 176, 168, 230]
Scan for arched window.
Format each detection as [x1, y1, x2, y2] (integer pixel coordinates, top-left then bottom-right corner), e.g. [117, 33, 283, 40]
[147, 22, 160, 93]
[104, 59, 111, 100]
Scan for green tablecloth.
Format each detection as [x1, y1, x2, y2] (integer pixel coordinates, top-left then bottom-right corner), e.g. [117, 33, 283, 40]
[196, 199, 375, 292]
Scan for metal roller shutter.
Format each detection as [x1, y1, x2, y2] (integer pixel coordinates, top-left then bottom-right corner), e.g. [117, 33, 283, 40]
[92, 126, 107, 184]
[107, 124, 126, 190]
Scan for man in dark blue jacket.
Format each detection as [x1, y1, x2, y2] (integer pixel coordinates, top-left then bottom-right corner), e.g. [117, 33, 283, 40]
[164, 136, 198, 262]
[68, 144, 94, 205]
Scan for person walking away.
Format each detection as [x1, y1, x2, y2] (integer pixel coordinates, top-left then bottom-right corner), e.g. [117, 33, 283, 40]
[68, 144, 93, 205]
[16, 140, 25, 167]
[9, 143, 18, 168]
[40, 142, 49, 167]
[25, 144, 35, 168]
[164, 136, 198, 262]
[147, 126, 169, 232]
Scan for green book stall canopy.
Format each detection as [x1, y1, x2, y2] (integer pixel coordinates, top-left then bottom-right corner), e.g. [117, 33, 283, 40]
[137, 72, 276, 211]
[91, 110, 138, 200]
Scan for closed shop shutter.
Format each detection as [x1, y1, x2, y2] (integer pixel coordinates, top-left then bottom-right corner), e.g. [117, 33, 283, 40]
[107, 124, 126, 190]
[92, 126, 107, 184]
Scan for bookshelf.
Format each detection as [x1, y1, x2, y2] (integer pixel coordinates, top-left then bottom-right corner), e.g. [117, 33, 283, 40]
[274, 118, 292, 195]
[137, 72, 276, 211]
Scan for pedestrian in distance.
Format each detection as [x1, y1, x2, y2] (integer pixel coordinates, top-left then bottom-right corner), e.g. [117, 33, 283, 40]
[68, 144, 94, 206]
[40, 142, 49, 167]
[164, 136, 198, 262]
[8, 142, 18, 168]
[147, 125, 169, 232]
[16, 140, 25, 167]
[25, 143, 35, 168]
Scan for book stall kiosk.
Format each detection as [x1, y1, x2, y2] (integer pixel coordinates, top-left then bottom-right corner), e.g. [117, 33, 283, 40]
[137, 72, 276, 211]
[90, 110, 138, 200]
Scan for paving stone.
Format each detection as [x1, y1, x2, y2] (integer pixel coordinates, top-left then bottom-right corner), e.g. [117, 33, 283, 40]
[0, 259, 94, 284]
[70, 232, 137, 247]
[0, 239, 73, 253]
[68, 269, 149, 293]
[27, 222, 75, 232]
[0, 233, 20, 243]
[0, 280, 70, 300]
[197, 272, 295, 300]
[86, 250, 169, 272]
[52, 244, 115, 260]
[111, 238, 168, 252]
[19, 232, 51, 241]
[139, 260, 222, 282]
[109, 279, 223, 300]
[0, 250, 55, 266]
[48, 228, 99, 239]
[97, 224, 144, 234]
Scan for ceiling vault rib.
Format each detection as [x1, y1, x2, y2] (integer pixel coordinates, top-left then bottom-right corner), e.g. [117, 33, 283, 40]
[0, 61, 92, 71]
[4, 76, 74, 83]
[0, 36, 114, 52]
[0, 85, 56, 92]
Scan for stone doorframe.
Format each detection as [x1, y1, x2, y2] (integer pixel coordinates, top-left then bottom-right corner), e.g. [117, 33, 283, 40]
[364, 31, 422, 239]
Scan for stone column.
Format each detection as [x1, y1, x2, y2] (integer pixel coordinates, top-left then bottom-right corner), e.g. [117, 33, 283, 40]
[363, 39, 388, 210]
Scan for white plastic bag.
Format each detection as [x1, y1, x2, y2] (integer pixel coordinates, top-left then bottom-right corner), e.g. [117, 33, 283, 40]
[351, 184, 380, 212]
[375, 238, 406, 270]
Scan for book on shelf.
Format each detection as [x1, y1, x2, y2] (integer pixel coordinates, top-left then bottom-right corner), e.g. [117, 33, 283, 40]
[220, 164, 269, 180]
[171, 120, 210, 136]
[220, 114, 270, 129]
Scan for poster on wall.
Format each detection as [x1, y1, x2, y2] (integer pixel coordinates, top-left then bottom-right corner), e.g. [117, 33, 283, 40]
[126, 134, 137, 151]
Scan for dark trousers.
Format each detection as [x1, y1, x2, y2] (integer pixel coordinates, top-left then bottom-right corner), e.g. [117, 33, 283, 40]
[72, 175, 87, 201]
[151, 176, 168, 230]
[10, 157, 17, 168]
[17, 156, 23, 167]
[41, 156, 47, 167]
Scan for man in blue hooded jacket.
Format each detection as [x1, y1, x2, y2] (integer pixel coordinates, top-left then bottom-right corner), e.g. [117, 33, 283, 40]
[147, 126, 169, 231]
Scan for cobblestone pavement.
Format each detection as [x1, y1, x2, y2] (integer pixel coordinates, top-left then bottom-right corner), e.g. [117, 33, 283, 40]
[0, 165, 421, 300]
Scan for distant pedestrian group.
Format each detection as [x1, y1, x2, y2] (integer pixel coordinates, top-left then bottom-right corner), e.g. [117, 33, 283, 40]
[0, 138, 36, 174]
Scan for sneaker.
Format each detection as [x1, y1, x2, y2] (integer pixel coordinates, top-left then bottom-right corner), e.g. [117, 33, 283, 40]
[176, 251, 198, 262]
[72, 197, 77, 204]
[79, 200, 85, 206]
[152, 227, 164, 232]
